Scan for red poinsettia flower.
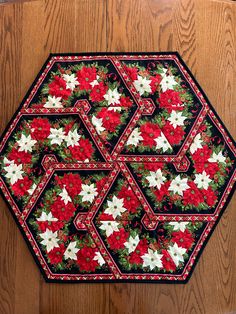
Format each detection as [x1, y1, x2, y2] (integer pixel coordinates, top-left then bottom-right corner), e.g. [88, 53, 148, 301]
[154, 181, 171, 202]
[119, 96, 133, 108]
[183, 181, 204, 206]
[49, 76, 71, 99]
[77, 66, 97, 90]
[11, 176, 33, 197]
[37, 220, 65, 233]
[161, 250, 176, 271]
[117, 186, 140, 213]
[194, 162, 219, 178]
[90, 82, 108, 102]
[171, 229, 194, 250]
[98, 213, 114, 221]
[31, 118, 51, 140]
[202, 187, 217, 207]
[48, 244, 65, 265]
[50, 197, 76, 221]
[8, 148, 32, 164]
[69, 138, 94, 161]
[191, 145, 212, 163]
[55, 173, 82, 198]
[197, 124, 207, 133]
[96, 177, 107, 192]
[76, 246, 99, 272]
[143, 162, 164, 171]
[107, 228, 129, 250]
[124, 66, 138, 81]
[162, 121, 185, 145]
[140, 122, 161, 147]
[129, 239, 148, 264]
[150, 74, 162, 93]
[97, 108, 121, 132]
[158, 89, 184, 112]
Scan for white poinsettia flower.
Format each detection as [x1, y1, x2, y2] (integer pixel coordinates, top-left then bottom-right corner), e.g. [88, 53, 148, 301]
[133, 75, 152, 96]
[65, 129, 81, 147]
[160, 67, 168, 76]
[168, 243, 186, 267]
[99, 221, 120, 237]
[17, 134, 37, 153]
[3, 157, 14, 165]
[92, 116, 105, 134]
[194, 171, 211, 190]
[64, 241, 79, 260]
[62, 73, 79, 90]
[90, 75, 100, 88]
[124, 234, 140, 254]
[4, 163, 24, 185]
[104, 195, 127, 219]
[126, 128, 143, 146]
[208, 151, 226, 163]
[104, 88, 121, 105]
[190, 133, 203, 154]
[168, 175, 189, 196]
[168, 111, 187, 128]
[107, 107, 122, 112]
[40, 229, 59, 252]
[142, 248, 163, 270]
[44, 95, 63, 108]
[59, 186, 72, 205]
[154, 132, 172, 152]
[146, 169, 166, 189]
[48, 128, 65, 145]
[160, 74, 178, 92]
[79, 183, 98, 203]
[37, 212, 58, 222]
[27, 183, 37, 195]
[93, 251, 106, 266]
[169, 222, 189, 232]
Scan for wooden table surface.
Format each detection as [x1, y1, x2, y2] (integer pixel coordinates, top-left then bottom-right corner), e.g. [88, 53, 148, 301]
[0, 0, 235, 313]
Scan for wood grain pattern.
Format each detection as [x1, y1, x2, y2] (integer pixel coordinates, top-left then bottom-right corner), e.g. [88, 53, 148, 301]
[107, 0, 174, 52]
[0, 0, 235, 313]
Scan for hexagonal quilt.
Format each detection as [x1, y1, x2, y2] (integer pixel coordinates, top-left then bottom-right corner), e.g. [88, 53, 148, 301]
[0, 52, 235, 283]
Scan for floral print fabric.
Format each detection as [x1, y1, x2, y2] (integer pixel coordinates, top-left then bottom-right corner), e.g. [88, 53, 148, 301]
[0, 53, 235, 282]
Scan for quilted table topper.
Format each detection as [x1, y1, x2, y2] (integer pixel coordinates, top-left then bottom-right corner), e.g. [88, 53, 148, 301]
[0, 52, 235, 283]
